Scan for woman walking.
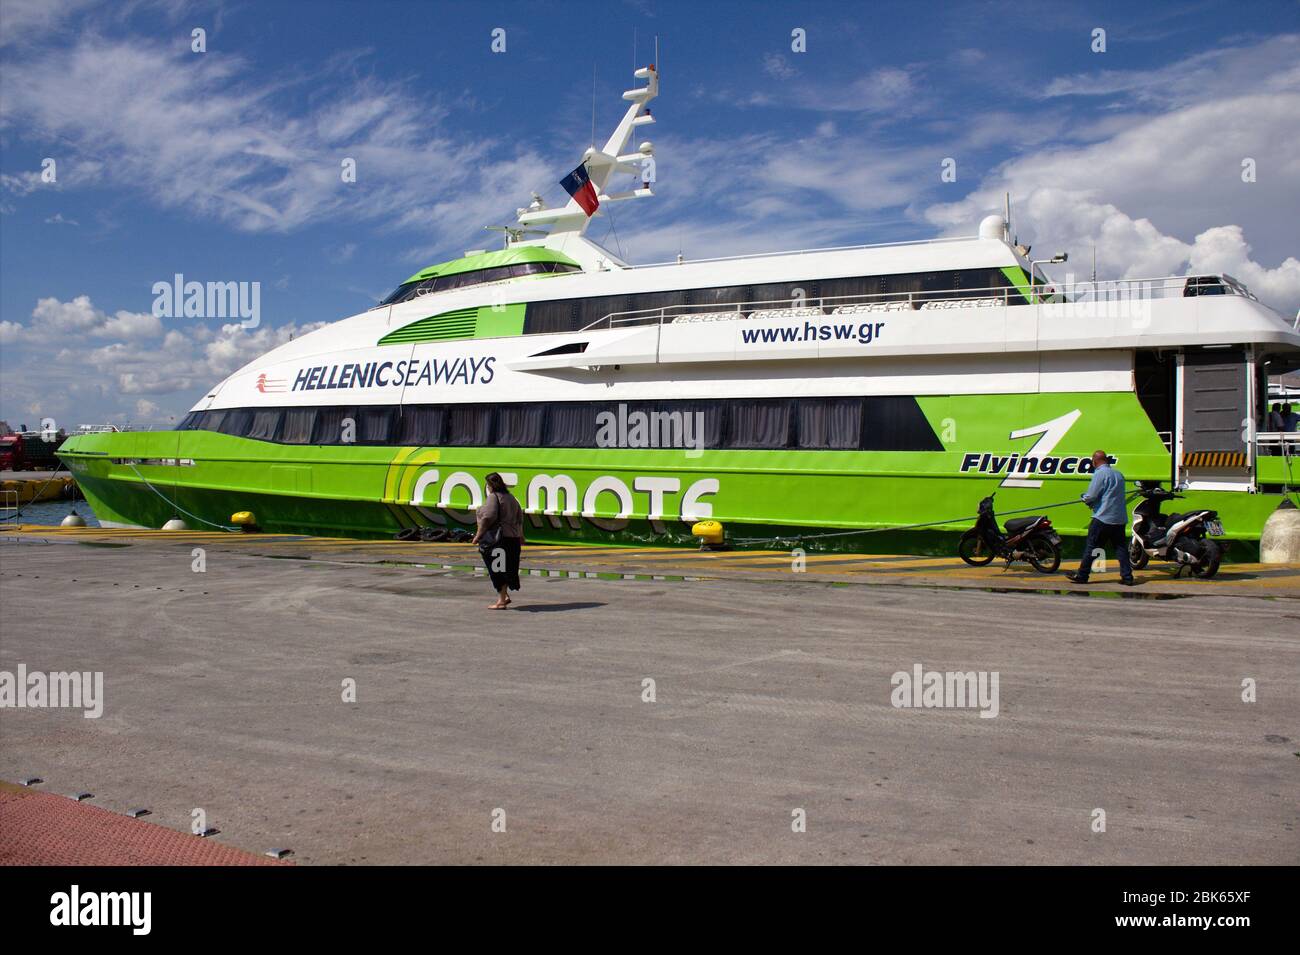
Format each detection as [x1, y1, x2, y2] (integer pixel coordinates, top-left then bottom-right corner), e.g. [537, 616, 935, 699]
[471, 472, 525, 609]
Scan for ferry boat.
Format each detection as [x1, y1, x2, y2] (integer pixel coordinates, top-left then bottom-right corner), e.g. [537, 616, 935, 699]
[57, 64, 1300, 554]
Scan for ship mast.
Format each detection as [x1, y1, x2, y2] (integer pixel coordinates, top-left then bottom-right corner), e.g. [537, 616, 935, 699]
[504, 63, 659, 261]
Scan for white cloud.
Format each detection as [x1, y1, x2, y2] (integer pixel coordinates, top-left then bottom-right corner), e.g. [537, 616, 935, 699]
[763, 53, 799, 80]
[23, 295, 162, 340]
[1, 171, 47, 195]
[0, 294, 327, 426]
[1042, 34, 1300, 108]
[925, 70, 1300, 314]
[0, 34, 553, 245]
[0, 0, 98, 49]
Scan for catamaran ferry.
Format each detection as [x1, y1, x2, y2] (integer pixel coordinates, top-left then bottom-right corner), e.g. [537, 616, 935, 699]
[57, 64, 1300, 553]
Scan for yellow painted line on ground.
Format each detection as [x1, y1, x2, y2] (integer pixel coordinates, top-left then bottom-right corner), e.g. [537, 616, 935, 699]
[10, 526, 1299, 590]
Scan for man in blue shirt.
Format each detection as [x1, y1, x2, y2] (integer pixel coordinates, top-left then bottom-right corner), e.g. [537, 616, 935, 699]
[1066, 450, 1135, 586]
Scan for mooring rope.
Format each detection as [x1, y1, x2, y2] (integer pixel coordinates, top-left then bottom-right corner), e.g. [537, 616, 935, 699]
[126, 463, 240, 532]
[726, 494, 1132, 548]
[8, 463, 71, 520]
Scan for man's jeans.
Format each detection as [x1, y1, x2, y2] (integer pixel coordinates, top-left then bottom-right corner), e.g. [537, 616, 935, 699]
[1076, 518, 1133, 580]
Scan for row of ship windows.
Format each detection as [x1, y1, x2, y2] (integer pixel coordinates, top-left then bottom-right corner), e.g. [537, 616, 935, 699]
[177, 397, 943, 452]
[520, 267, 1022, 333]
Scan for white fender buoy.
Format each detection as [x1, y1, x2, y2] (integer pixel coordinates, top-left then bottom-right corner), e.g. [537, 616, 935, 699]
[1259, 499, 1300, 563]
[161, 518, 190, 531]
[61, 510, 86, 528]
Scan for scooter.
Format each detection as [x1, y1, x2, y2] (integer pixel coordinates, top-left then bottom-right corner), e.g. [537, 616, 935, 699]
[1128, 482, 1224, 578]
[958, 494, 1063, 573]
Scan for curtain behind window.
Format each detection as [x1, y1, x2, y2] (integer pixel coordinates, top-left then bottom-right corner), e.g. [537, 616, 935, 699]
[546, 402, 601, 448]
[310, 406, 355, 445]
[279, 408, 316, 444]
[395, 406, 445, 446]
[356, 406, 396, 445]
[726, 400, 790, 449]
[448, 405, 493, 446]
[495, 405, 544, 446]
[797, 398, 863, 449]
[217, 408, 254, 437]
[246, 409, 283, 442]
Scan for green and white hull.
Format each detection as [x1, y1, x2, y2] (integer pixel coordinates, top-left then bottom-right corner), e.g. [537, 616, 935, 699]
[58, 388, 1298, 557]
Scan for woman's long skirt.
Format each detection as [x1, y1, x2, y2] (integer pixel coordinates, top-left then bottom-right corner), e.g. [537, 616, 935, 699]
[480, 537, 522, 591]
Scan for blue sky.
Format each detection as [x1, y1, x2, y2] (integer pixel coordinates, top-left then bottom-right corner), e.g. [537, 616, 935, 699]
[2, 0, 1298, 429]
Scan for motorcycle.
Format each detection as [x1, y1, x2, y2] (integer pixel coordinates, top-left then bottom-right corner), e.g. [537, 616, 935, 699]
[1128, 482, 1224, 578]
[958, 494, 1062, 573]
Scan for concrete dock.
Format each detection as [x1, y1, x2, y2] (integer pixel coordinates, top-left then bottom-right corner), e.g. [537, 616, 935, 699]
[2, 524, 1297, 864]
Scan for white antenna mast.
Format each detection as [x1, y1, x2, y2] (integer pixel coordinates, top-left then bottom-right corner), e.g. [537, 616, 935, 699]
[513, 60, 660, 243]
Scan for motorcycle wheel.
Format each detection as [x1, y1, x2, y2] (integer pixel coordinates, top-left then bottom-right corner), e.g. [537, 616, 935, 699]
[1129, 539, 1149, 570]
[958, 529, 995, 566]
[1025, 536, 1061, 574]
[1190, 539, 1222, 579]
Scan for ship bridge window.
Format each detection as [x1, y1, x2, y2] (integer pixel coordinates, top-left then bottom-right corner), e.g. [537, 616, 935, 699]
[1183, 275, 1228, 297]
[379, 261, 580, 305]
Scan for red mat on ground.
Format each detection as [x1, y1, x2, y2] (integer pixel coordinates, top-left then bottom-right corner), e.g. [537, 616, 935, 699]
[0, 784, 290, 865]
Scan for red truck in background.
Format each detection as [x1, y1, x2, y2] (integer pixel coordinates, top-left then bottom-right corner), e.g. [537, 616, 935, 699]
[0, 430, 67, 471]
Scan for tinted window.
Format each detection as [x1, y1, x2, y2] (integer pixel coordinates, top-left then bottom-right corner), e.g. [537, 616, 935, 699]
[355, 406, 396, 444]
[395, 406, 445, 445]
[279, 408, 316, 444]
[246, 409, 283, 442]
[184, 396, 942, 452]
[380, 261, 578, 305]
[727, 399, 791, 449]
[448, 405, 493, 445]
[311, 406, 356, 445]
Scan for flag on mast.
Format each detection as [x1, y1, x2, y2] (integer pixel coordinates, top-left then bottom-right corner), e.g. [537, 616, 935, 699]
[560, 163, 600, 217]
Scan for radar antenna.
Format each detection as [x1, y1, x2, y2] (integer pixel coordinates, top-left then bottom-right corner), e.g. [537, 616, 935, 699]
[508, 62, 660, 245]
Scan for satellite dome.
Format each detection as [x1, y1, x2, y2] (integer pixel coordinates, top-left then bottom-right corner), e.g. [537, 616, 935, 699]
[979, 215, 1007, 241]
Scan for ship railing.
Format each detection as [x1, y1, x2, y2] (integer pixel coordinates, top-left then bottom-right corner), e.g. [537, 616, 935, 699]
[628, 234, 983, 269]
[1256, 432, 1299, 457]
[583, 274, 1258, 331]
[0, 489, 18, 526]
